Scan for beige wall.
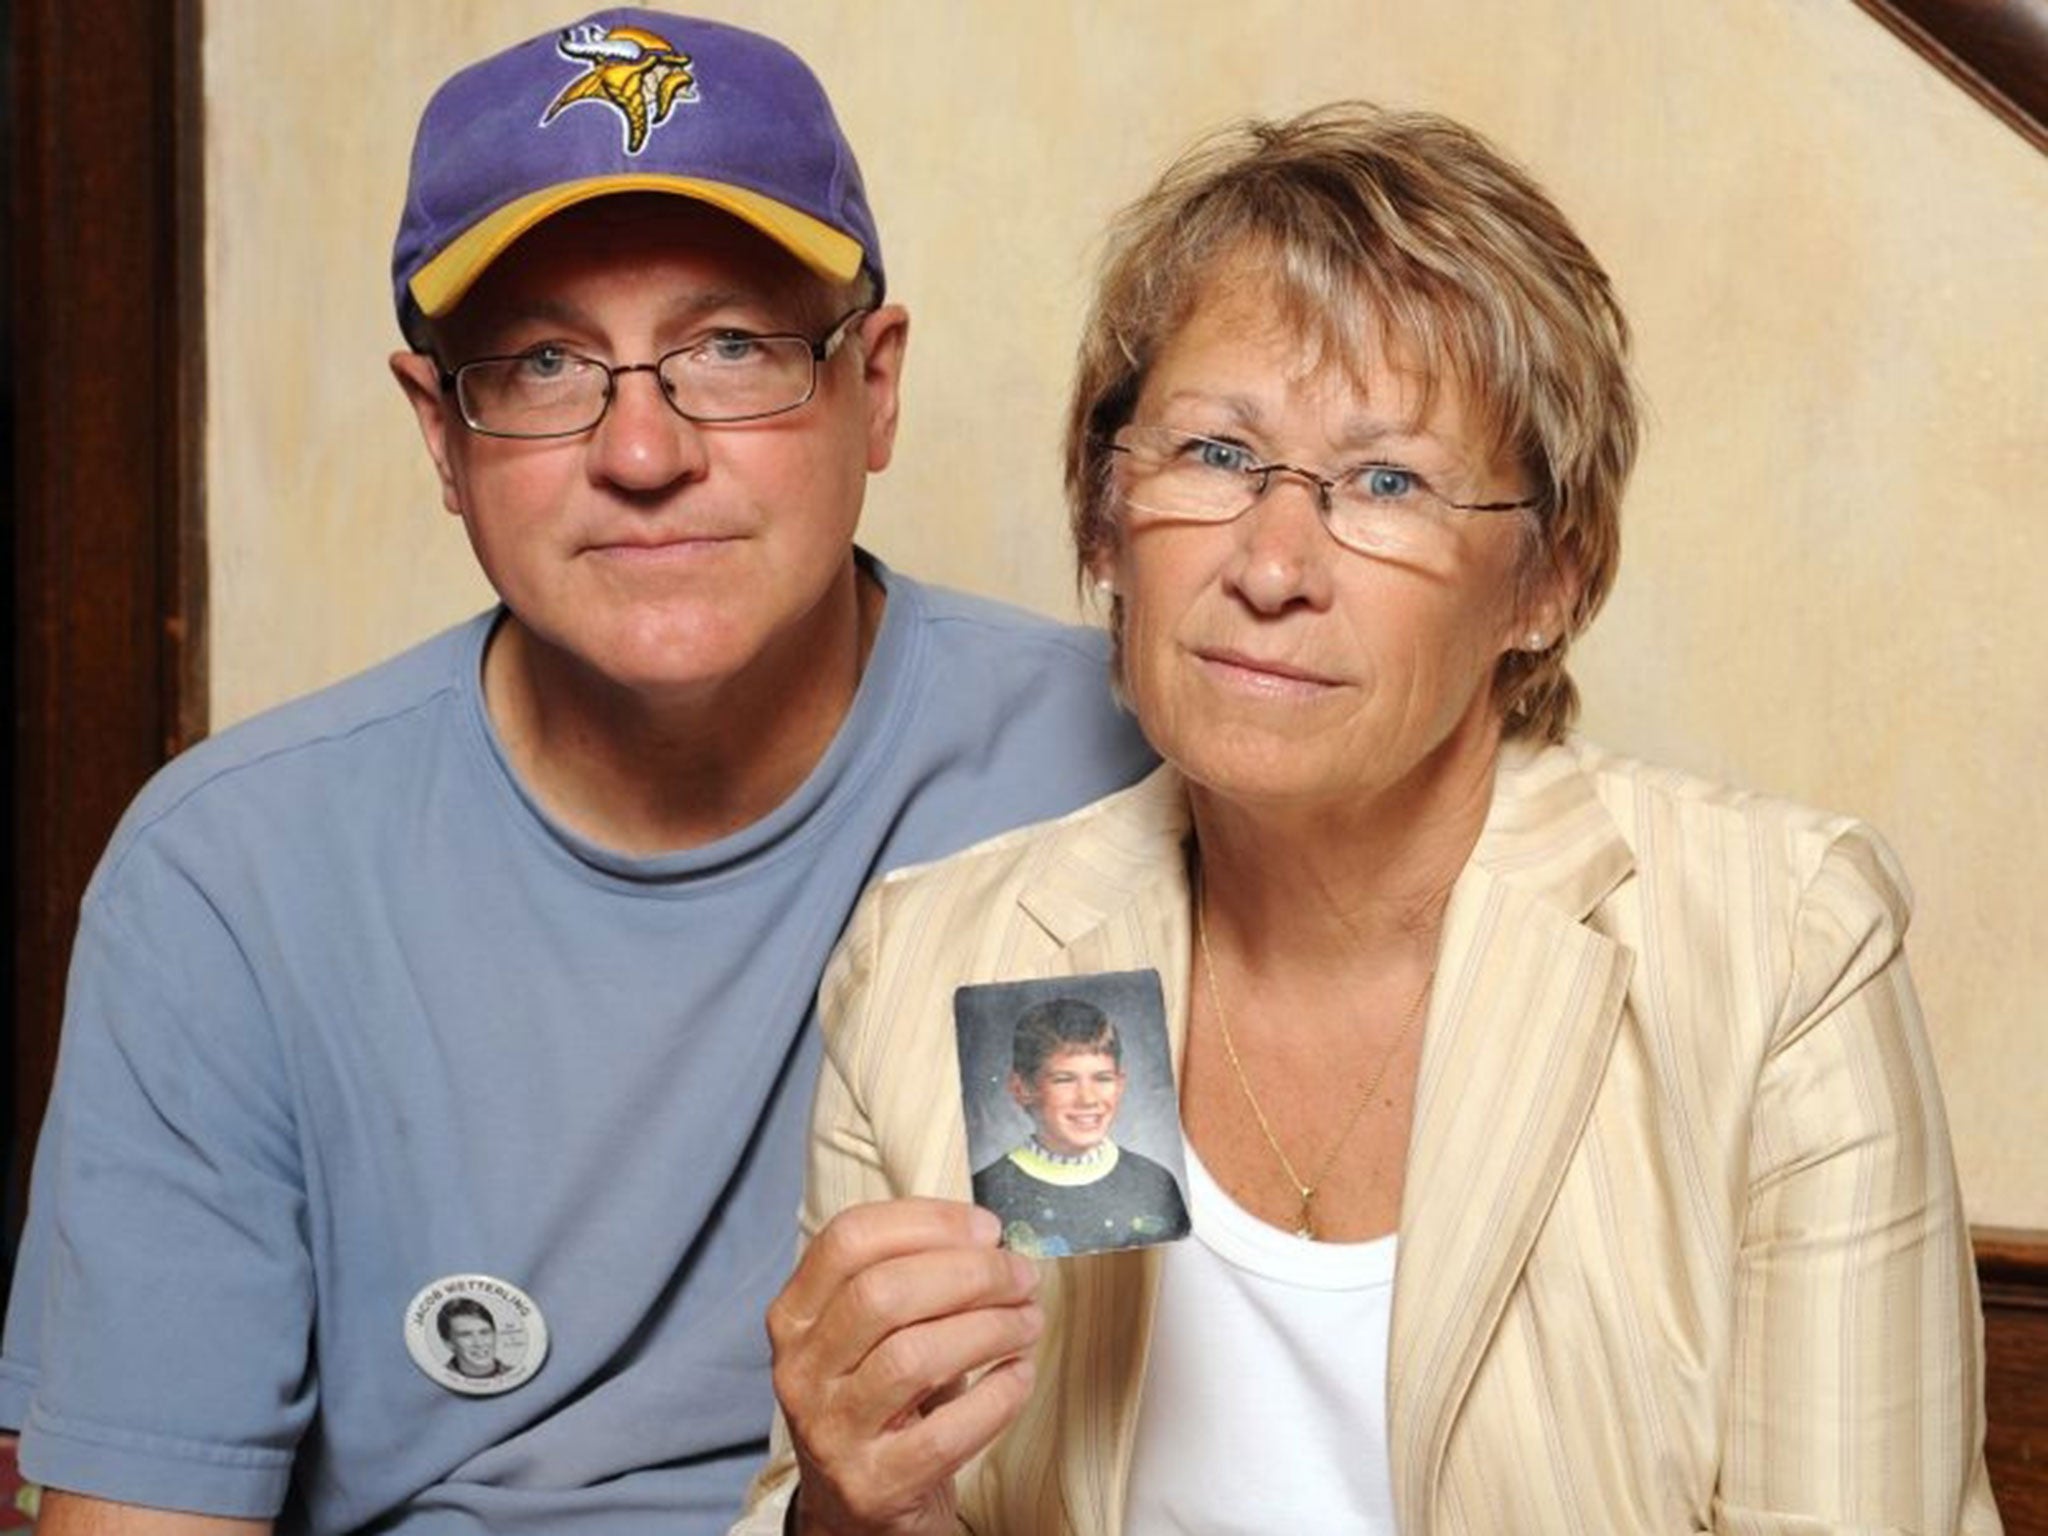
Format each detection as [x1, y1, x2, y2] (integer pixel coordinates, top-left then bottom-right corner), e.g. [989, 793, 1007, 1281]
[204, 2, 2047, 1225]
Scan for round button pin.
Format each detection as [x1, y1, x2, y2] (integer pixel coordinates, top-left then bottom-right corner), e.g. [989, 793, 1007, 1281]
[403, 1274, 548, 1396]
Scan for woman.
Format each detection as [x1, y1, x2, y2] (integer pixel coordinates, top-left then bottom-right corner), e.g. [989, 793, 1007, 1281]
[742, 106, 1999, 1535]
[971, 996, 1191, 1259]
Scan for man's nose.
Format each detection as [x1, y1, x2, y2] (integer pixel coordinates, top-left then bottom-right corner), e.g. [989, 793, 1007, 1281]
[588, 366, 707, 491]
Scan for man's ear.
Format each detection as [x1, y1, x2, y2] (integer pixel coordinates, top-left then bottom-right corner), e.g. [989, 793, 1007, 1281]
[1006, 1070, 1034, 1113]
[390, 350, 466, 517]
[856, 304, 910, 474]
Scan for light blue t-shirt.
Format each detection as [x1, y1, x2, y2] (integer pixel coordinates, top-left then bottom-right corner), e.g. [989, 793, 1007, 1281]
[0, 555, 1153, 1535]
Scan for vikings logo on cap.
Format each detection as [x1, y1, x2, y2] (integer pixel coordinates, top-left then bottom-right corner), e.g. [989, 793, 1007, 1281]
[541, 22, 697, 155]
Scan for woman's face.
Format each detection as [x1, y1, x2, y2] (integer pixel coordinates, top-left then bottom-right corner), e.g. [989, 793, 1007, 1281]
[1100, 270, 1562, 821]
[1012, 1047, 1126, 1156]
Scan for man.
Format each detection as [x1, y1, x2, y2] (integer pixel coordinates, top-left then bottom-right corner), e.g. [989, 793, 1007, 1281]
[0, 11, 1149, 1534]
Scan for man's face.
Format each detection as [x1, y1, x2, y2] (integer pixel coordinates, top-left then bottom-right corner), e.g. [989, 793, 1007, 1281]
[1012, 1047, 1127, 1157]
[393, 195, 906, 708]
[448, 1314, 498, 1377]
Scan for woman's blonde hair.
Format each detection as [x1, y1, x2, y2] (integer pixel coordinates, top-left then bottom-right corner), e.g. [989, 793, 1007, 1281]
[1065, 103, 1638, 741]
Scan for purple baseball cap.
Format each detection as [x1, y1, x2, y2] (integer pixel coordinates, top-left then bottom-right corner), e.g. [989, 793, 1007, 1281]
[392, 9, 883, 334]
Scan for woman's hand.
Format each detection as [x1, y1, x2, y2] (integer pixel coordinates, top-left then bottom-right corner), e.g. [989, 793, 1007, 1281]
[767, 1197, 1043, 1536]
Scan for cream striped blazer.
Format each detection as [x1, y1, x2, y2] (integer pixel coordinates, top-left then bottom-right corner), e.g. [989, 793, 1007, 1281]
[739, 740, 2000, 1535]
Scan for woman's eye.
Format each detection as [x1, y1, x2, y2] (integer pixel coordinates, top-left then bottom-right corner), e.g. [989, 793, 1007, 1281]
[1188, 436, 1255, 473]
[1359, 465, 1420, 499]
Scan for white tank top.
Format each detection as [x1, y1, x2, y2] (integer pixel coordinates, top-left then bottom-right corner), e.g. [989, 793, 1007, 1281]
[1123, 1141, 1399, 1534]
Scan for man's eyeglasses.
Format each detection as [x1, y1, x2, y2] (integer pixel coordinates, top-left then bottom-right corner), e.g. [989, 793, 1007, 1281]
[1101, 425, 1541, 560]
[439, 308, 871, 439]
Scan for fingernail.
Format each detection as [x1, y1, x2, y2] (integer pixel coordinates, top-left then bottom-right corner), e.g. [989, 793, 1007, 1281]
[968, 1205, 1000, 1244]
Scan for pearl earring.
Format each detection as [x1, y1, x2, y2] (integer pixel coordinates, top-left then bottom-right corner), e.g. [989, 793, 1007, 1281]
[1525, 632, 1547, 651]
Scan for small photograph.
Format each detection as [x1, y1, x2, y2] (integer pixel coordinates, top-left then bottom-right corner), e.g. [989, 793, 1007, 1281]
[955, 970, 1191, 1259]
[401, 1274, 548, 1397]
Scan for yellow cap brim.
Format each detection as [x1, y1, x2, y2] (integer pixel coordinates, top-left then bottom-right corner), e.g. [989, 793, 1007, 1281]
[408, 174, 866, 319]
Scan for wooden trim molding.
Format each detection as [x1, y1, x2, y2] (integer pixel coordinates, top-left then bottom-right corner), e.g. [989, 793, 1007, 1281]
[1976, 1227, 2048, 1531]
[1853, 0, 2048, 154]
[1978, 1225, 2048, 1291]
[8, 0, 206, 1226]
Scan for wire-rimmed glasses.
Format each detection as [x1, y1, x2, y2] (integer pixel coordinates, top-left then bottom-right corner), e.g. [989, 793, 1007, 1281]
[440, 307, 871, 439]
[1102, 424, 1540, 559]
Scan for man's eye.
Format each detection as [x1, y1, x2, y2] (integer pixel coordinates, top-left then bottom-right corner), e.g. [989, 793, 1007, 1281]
[698, 333, 765, 365]
[512, 347, 576, 382]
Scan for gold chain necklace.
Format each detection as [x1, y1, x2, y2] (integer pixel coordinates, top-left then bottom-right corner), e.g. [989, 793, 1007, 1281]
[1193, 875, 1435, 1241]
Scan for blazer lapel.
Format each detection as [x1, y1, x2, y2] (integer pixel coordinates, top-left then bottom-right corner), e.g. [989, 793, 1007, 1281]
[1006, 769, 1194, 1536]
[1387, 742, 1636, 1533]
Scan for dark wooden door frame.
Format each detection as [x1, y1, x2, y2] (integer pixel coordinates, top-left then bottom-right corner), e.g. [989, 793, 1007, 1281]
[8, 0, 206, 1233]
